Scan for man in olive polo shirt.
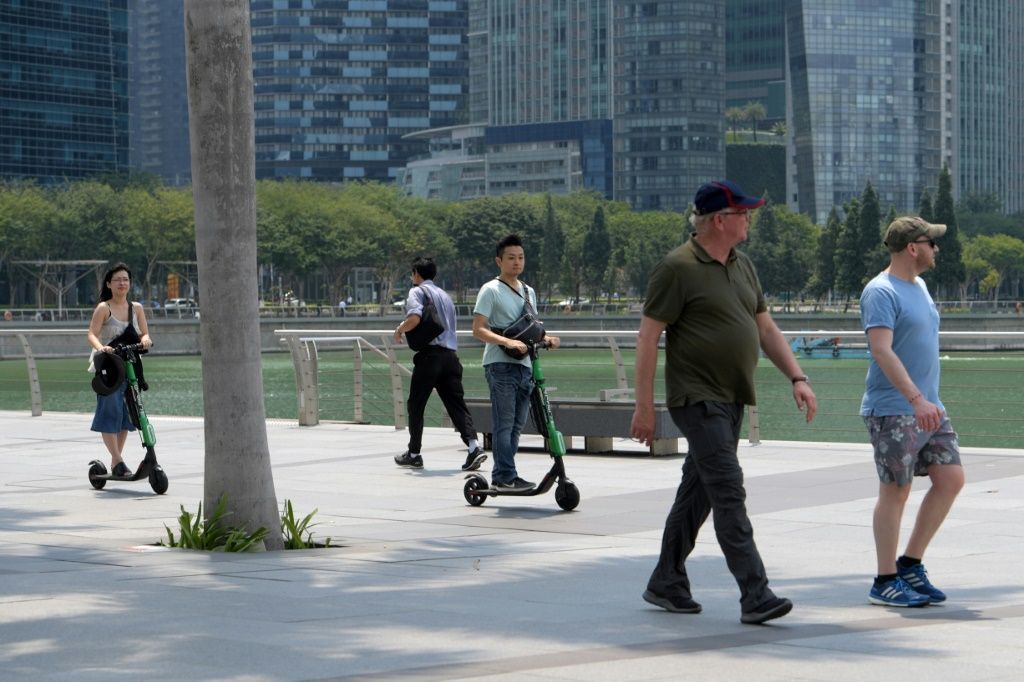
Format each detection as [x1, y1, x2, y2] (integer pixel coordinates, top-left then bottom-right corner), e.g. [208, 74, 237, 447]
[631, 180, 818, 625]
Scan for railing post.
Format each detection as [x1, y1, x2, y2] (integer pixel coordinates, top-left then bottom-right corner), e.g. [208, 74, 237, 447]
[16, 333, 42, 417]
[383, 336, 406, 430]
[284, 335, 319, 426]
[353, 339, 364, 422]
[746, 405, 761, 445]
[608, 335, 628, 389]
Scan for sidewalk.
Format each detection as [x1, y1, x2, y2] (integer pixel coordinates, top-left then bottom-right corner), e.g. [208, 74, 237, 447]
[1, 410, 1023, 681]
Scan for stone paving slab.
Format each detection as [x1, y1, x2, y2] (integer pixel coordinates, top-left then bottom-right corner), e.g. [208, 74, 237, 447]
[1, 410, 1023, 681]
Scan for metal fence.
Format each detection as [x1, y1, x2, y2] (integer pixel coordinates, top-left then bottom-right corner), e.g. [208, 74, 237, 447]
[274, 329, 1024, 449]
[3, 328, 1023, 449]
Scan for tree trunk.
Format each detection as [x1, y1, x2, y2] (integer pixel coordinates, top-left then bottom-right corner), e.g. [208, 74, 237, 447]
[184, 0, 282, 549]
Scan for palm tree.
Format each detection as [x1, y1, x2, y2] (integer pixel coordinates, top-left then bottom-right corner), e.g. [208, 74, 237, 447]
[744, 101, 767, 143]
[185, 0, 283, 549]
[725, 107, 747, 143]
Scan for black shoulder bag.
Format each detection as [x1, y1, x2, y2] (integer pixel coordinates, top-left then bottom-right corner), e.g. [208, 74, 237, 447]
[491, 279, 545, 360]
[404, 286, 445, 351]
[109, 302, 149, 390]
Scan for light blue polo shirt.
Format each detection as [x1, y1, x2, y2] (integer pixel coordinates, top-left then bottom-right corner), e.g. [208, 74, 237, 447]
[859, 272, 944, 416]
[473, 278, 536, 367]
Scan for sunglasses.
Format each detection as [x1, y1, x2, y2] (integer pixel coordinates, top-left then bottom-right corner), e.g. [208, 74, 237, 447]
[911, 238, 936, 248]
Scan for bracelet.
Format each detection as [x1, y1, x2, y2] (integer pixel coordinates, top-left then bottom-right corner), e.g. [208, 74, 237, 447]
[908, 393, 922, 404]
[790, 374, 809, 384]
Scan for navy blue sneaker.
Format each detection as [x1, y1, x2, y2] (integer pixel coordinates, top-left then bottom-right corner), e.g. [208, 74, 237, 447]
[494, 476, 534, 491]
[869, 576, 929, 607]
[898, 563, 946, 603]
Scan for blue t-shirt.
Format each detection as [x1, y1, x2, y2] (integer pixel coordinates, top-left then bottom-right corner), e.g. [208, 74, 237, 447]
[859, 272, 944, 416]
[473, 278, 536, 367]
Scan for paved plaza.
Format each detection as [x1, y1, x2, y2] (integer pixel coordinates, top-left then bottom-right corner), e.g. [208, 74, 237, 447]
[1, 410, 1023, 681]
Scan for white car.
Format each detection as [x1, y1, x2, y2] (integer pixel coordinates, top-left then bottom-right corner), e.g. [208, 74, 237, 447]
[164, 298, 197, 311]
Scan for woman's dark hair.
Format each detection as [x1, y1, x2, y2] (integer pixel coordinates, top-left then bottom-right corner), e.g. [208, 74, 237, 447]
[99, 262, 132, 302]
[411, 256, 437, 281]
[496, 233, 523, 257]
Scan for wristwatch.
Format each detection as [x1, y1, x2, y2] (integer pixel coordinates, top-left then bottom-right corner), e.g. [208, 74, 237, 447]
[791, 375, 809, 384]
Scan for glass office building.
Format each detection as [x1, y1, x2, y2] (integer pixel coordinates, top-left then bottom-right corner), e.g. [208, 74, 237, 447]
[0, 0, 129, 181]
[613, 1, 726, 211]
[725, 0, 786, 121]
[407, 0, 724, 208]
[959, 0, 1024, 214]
[129, 0, 191, 185]
[786, 0, 954, 223]
[250, 0, 468, 182]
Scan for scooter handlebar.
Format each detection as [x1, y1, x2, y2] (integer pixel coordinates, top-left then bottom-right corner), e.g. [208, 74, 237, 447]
[112, 342, 152, 356]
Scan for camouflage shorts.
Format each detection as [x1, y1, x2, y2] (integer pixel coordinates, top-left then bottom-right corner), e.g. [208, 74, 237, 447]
[863, 414, 961, 486]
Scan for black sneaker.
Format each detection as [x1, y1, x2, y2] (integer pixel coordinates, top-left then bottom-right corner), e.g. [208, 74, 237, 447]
[394, 451, 423, 469]
[741, 596, 793, 625]
[461, 447, 487, 471]
[642, 589, 702, 614]
[494, 476, 535, 491]
[111, 461, 132, 478]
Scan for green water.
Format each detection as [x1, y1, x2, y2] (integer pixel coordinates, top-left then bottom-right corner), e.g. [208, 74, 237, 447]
[2, 350, 1022, 448]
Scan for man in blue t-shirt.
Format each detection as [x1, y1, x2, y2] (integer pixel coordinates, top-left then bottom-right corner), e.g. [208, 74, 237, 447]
[472, 234, 560, 491]
[860, 216, 965, 609]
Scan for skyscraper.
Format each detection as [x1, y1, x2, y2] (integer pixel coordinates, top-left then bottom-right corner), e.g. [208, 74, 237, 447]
[419, 0, 724, 210]
[725, 0, 786, 122]
[613, 1, 727, 211]
[249, 0, 468, 182]
[958, 0, 1024, 214]
[129, 0, 191, 185]
[0, 0, 129, 181]
[785, 0, 955, 223]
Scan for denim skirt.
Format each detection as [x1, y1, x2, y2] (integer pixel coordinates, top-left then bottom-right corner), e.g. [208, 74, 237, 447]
[90, 383, 136, 434]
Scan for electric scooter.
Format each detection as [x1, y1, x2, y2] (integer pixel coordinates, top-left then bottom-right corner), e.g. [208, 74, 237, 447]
[463, 339, 580, 511]
[88, 342, 169, 495]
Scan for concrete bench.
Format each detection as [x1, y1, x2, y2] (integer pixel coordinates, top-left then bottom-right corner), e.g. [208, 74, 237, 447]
[464, 396, 682, 456]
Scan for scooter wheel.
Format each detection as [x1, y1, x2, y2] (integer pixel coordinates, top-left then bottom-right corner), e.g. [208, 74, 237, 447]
[464, 475, 488, 507]
[555, 482, 580, 511]
[88, 462, 107, 490]
[149, 467, 169, 495]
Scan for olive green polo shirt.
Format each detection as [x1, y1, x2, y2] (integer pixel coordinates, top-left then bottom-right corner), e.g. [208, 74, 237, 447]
[642, 236, 767, 407]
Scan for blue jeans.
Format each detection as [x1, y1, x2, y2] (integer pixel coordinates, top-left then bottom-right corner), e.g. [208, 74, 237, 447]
[484, 362, 534, 484]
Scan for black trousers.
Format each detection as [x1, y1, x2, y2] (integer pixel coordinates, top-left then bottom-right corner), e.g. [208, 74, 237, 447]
[406, 346, 477, 454]
[646, 401, 774, 612]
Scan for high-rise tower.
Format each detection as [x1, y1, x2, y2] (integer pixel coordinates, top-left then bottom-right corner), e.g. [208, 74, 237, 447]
[0, 0, 129, 181]
[785, 0, 955, 223]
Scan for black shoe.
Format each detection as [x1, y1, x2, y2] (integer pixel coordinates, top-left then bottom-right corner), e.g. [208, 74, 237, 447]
[741, 597, 793, 625]
[494, 476, 535, 491]
[461, 447, 487, 471]
[111, 461, 132, 478]
[394, 451, 423, 469]
[642, 589, 702, 614]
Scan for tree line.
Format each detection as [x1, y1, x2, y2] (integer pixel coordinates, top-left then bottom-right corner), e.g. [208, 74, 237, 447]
[2, 167, 1023, 308]
[746, 166, 1024, 305]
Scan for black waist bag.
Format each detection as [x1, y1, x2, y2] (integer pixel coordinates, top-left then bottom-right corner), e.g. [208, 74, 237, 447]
[493, 308, 546, 360]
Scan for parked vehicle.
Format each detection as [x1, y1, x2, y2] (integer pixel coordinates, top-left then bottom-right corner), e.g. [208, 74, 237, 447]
[163, 298, 197, 311]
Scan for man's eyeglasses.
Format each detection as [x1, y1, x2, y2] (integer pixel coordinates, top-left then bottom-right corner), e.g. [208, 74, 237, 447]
[912, 238, 936, 248]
